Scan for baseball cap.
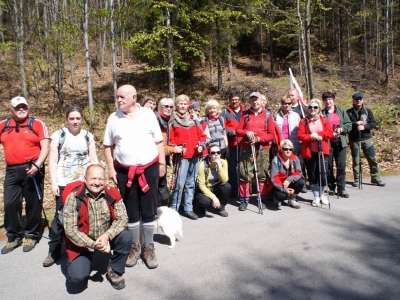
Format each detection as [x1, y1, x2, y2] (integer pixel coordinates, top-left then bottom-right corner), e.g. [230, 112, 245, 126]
[352, 92, 363, 99]
[249, 92, 262, 99]
[11, 96, 28, 107]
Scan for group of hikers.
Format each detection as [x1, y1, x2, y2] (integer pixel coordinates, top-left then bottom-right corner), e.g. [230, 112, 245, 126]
[0, 84, 385, 290]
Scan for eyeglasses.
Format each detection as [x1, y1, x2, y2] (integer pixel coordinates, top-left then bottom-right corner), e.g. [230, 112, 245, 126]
[282, 102, 292, 106]
[353, 98, 363, 101]
[13, 104, 28, 110]
[162, 105, 174, 109]
[308, 105, 319, 110]
[282, 148, 293, 151]
[210, 151, 221, 155]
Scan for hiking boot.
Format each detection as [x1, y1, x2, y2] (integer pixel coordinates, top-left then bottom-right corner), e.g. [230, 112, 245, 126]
[43, 247, 62, 267]
[301, 185, 308, 193]
[311, 197, 320, 207]
[125, 242, 141, 267]
[22, 238, 37, 252]
[238, 202, 247, 211]
[1, 238, 22, 254]
[183, 211, 198, 220]
[371, 179, 385, 187]
[288, 198, 300, 209]
[107, 266, 125, 290]
[351, 182, 358, 188]
[217, 209, 228, 217]
[142, 243, 158, 269]
[338, 189, 349, 198]
[321, 195, 330, 205]
[273, 198, 281, 208]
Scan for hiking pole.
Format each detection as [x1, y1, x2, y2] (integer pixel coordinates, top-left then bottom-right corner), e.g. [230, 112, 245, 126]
[358, 131, 362, 190]
[172, 143, 186, 211]
[236, 138, 240, 199]
[250, 143, 263, 215]
[27, 160, 50, 231]
[317, 142, 323, 208]
[319, 145, 331, 210]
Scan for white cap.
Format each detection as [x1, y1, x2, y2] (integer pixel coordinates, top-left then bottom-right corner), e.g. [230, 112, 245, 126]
[11, 96, 28, 107]
[249, 92, 262, 99]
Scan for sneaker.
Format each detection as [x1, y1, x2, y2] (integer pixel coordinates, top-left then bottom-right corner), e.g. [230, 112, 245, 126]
[1, 238, 22, 254]
[43, 248, 62, 267]
[22, 238, 37, 252]
[311, 197, 320, 207]
[301, 185, 308, 193]
[321, 195, 330, 205]
[217, 209, 228, 217]
[183, 211, 198, 220]
[125, 242, 141, 267]
[273, 198, 281, 208]
[371, 179, 385, 187]
[142, 243, 158, 269]
[351, 182, 358, 188]
[106, 266, 125, 290]
[238, 202, 247, 211]
[338, 189, 349, 198]
[288, 198, 300, 209]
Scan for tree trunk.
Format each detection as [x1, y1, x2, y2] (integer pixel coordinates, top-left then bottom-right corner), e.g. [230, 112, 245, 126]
[110, 0, 118, 107]
[209, 48, 214, 85]
[83, 0, 94, 127]
[297, 0, 307, 85]
[382, 0, 389, 85]
[305, 0, 314, 99]
[217, 59, 223, 92]
[363, 0, 368, 70]
[338, 0, 344, 66]
[166, 6, 175, 100]
[227, 44, 235, 76]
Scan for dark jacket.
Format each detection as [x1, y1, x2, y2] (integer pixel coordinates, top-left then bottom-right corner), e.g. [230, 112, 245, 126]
[346, 105, 376, 141]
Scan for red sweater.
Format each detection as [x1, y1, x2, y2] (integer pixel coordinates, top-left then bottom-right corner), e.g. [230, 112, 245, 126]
[298, 115, 333, 157]
[168, 118, 206, 159]
[236, 108, 275, 149]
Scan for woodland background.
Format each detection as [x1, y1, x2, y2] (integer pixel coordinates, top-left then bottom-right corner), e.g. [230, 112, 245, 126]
[0, 0, 399, 224]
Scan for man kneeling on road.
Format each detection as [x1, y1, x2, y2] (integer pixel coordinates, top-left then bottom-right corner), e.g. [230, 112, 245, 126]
[63, 164, 131, 290]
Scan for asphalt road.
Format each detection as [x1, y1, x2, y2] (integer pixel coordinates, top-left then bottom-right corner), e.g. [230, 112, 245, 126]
[1, 176, 399, 300]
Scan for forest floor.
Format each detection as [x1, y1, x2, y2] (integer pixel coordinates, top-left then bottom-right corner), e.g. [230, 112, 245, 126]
[0, 54, 399, 240]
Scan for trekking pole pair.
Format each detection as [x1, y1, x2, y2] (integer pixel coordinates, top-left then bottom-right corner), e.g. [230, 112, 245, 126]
[317, 142, 331, 210]
[250, 143, 263, 215]
[27, 160, 50, 231]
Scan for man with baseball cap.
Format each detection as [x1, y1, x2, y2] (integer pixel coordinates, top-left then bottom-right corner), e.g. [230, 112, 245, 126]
[0, 96, 50, 254]
[346, 93, 385, 187]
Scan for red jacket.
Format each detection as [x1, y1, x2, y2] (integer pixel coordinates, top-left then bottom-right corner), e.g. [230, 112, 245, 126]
[236, 108, 275, 149]
[221, 104, 246, 147]
[298, 115, 333, 157]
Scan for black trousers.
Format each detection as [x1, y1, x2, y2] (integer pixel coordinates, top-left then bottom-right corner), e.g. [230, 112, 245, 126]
[67, 229, 132, 284]
[3, 163, 44, 240]
[196, 183, 231, 211]
[48, 186, 65, 251]
[328, 142, 347, 190]
[116, 162, 158, 223]
[272, 179, 305, 202]
[305, 152, 328, 186]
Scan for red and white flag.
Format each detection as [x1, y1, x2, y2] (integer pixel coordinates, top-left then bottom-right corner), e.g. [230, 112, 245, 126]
[289, 68, 307, 106]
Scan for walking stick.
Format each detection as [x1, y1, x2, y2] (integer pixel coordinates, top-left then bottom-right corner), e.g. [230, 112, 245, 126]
[236, 138, 240, 199]
[27, 160, 50, 231]
[318, 142, 330, 210]
[358, 131, 362, 190]
[250, 143, 263, 215]
[169, 144, 186, 210]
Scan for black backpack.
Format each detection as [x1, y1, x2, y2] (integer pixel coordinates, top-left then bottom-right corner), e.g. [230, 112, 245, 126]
[0, 116, 37, 137]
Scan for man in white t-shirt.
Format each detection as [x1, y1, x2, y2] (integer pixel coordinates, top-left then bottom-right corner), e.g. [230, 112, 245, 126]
[104, 84, 165, 270]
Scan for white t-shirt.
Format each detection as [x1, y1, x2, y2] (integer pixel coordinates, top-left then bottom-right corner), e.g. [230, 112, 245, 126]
[51, 128, 94, 186]
[103, 107, 163, 166]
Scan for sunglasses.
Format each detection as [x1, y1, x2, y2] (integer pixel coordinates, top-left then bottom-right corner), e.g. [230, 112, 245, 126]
[308, 105, 319, 110]
[162, 105, 174, 109]
[282, 148, 293, 151]
[282, 102, 292, 106]
[210, 151, 221, 155]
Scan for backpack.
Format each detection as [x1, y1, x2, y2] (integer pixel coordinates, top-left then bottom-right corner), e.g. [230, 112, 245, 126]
[57, 128, 90, 160]
[0, 116, 37, 137]
[203, 115, 226, 147]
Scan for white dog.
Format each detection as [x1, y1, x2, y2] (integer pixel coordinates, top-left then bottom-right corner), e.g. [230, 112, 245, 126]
[156, 206, 183, 248]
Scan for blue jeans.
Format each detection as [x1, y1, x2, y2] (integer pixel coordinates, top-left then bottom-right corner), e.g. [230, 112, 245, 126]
[227, 146, 238, 193]
[171, 157, 199, 212]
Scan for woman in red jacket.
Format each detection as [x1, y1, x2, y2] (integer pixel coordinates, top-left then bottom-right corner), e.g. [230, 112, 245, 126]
[298, 99, 333, 207]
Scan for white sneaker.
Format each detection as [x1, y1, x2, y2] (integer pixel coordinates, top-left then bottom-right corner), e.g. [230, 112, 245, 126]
[311, 197, 320, 207]
[321, 195, 330, 205]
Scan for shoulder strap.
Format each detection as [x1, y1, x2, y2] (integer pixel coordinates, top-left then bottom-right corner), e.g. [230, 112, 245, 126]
[0, 118, 12, 136]
[1, 117, 38, 136]
[27, 117, 38, 136]
[218, 115, 225, 130]
[58, 128, 67, 154]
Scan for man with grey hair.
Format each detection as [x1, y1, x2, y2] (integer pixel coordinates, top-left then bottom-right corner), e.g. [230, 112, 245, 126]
[0, 96, 50, 254]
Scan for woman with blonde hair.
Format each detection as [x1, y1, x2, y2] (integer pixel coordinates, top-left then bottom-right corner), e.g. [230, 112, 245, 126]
[268, 139, 304, 209]
[201, 99, 229, 158]
[298, 99, 333, 207]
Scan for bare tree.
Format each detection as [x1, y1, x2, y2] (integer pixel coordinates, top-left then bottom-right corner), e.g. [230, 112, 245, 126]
[110, 0, 118, 106]
[83, 0, 94, 127]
